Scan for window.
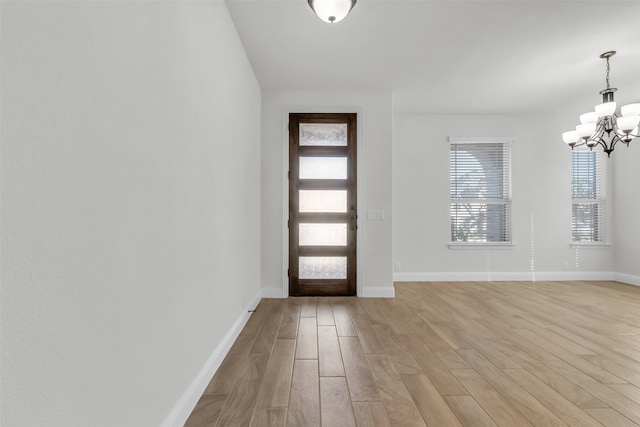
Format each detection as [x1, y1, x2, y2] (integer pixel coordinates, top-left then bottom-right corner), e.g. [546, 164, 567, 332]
[571, 148, 606, 243]
[449, 138, 512, 244]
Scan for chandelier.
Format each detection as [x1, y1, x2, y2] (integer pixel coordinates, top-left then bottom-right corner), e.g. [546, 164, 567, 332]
[562, 51, 640, 157]
[307, 0, 357, 23]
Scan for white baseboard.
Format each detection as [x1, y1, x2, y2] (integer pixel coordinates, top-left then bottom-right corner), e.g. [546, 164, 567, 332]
[393, 271, 616, 282]
[393, 271, 535, 282]
[614, 272, 640, 287]
[535, 271, 616, 281]
[161, 291, 262, 427]
[359, 286, 395, 298]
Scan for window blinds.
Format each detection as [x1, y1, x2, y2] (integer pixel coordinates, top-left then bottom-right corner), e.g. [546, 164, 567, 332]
[571, 149, 606, 242]
[450, 141, 512, 243]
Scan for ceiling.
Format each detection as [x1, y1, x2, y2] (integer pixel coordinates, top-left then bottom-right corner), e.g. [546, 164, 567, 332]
[225, 0, 640, 115]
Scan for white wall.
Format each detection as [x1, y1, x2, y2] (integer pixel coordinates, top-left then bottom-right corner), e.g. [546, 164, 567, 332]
[1, 2, 261, 426]
[392, 112, 614, 281]
[261, 91, 394, 297]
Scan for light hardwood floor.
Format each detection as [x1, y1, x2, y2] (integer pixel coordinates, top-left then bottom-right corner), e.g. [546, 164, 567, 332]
[184, 281, 640, 426]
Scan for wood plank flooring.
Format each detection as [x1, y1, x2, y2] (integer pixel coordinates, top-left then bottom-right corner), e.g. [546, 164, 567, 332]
[184, 281, 640, 426]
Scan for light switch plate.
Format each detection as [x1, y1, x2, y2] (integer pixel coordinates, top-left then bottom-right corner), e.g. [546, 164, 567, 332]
[368, 209, 385, 220]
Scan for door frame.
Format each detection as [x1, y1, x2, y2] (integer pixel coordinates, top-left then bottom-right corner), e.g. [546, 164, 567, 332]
[281, 107, 363, 298]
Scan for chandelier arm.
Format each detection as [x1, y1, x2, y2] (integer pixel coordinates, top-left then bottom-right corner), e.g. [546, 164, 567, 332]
[610, 135, 621, 150]
[588, 136, 608, 150]
[594, 135, 617, 157]
[589, 126, 606, 145]
[614, 124, 639, 141]
[570, 139, 586, 149]
[595, 122, 608, 136]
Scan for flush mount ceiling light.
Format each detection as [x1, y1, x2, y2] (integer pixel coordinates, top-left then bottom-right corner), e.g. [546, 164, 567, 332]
[307, 0, 357, 23]
[562, 51, 640, 157]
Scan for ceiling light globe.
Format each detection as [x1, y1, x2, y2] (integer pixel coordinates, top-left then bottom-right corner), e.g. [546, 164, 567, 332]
[595, 102, 617, 118]
[562, 130, 580, 144]
[579, 112, 598, 124]
[617, 115, 640, 133]
[617, 126, 638, 140]
[576, 123, 596, 138]
[621, 103, 640, 117]
[308, 0, 356, 23]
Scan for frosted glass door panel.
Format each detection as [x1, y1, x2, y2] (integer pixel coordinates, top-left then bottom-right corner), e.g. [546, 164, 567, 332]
[299, 223, 347, 246]
[299, 257, 347, 279]
[299, 157, 347, 180]
[300, 123, 347, 146]
[299, 190, 347, 213]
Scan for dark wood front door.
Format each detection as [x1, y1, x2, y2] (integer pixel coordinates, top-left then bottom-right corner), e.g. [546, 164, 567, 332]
[288, 113, 357, 296]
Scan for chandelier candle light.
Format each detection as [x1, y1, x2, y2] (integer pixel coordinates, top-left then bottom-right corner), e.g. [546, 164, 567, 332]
[562, 51, 640, 157]
[307, 0, 357, 23]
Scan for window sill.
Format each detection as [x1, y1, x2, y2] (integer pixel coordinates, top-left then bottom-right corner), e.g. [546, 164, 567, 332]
[449, 243, 515, 250]
[570, 242, 610, 248]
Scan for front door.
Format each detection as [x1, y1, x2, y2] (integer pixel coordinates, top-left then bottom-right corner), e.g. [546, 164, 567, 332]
[288, 113, 357, 296]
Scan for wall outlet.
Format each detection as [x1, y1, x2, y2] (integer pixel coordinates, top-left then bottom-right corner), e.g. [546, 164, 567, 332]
[368, 209, 385, 220]
[394, 262, 401, 271]
[563, 261, 569, 270]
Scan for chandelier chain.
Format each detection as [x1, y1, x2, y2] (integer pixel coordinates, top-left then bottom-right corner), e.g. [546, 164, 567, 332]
[605, 56, 610, 90]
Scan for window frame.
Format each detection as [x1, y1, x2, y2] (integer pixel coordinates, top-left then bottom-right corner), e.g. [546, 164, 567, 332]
[448, 137, 514, 249]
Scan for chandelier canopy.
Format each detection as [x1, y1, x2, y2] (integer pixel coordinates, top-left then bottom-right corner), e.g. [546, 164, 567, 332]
[562, 51, 640, 157]
[307, 0, 357, 24]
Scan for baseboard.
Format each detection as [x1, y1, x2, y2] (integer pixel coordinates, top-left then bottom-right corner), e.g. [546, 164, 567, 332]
[535, 271, 616, 281]
[393, 271, 616, 282]
[161, 291, 262, 427]
[258, 274, 640, 294]
[614, 272, 640, 287]
[359, 286, 395, 298]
